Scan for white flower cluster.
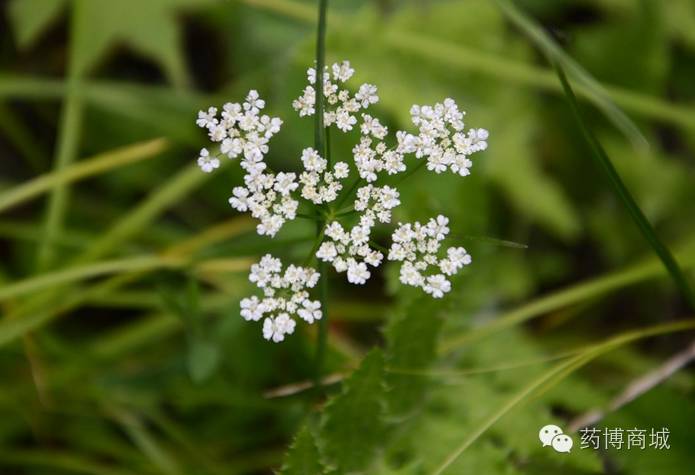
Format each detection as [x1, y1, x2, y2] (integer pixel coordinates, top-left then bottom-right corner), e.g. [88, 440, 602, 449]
[194, 60, 490, 342]
[388, 215, 472, 298]
[316, 222, 383, 285]
[292, 61, 379, 132]
[196, 90, 282, 174]
[299, 148, 350, 204]
[229, 172, 299, 237]
[354, 185, 400, 228]
[398, 98, 488, 176]
[240, 255, 322, 342]
[352, 114, 408, 182]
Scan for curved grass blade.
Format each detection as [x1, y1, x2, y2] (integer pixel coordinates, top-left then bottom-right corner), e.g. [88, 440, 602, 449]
[494, 0, 648, 148]
[556, 63, 695, 311]
[0, 138, 168, 214]
[0, 256, 179, 302]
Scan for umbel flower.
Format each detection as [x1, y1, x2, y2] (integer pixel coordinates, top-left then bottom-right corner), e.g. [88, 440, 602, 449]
[194, 61, 489, 342]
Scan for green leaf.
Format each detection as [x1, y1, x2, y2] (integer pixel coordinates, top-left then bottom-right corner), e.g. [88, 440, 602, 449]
[279, 425, 327, 475]
[385, 294, 443, 417]
[9, 0, 215, 84]
[321, 349, 387, 473]
[8, 0, 67, 49]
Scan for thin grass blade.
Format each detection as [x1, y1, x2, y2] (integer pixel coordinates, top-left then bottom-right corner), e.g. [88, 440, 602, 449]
[555, 63, 695, 311]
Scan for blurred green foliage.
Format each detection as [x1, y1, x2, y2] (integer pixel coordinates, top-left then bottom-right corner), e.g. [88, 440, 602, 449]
[1, 0, 695, 474]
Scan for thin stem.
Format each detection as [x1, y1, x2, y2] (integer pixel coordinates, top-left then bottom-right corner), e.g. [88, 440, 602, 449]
[394, 158, 427, 186]
[314, 0, 328, 159]
[334, 208, 357, 218]
[296, 212, 322, 221]
[325, 127, 332, 168]
[555, 63, 695, 312]
[369, 240, 389, 254]
[313, 0, 330, 388]
[335, 177, 364, 210]
[303, 224, 327, 267]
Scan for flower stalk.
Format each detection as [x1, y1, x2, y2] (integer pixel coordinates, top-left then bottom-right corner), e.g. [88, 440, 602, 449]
[314, 0, 330, 385]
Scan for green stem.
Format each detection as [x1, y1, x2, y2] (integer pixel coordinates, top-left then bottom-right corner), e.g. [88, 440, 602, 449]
[325, 126, 332, 168]
[36, 4, 84, 271]
[555, 63, 695, 312]
[369, 240, 389, 254]
[395, 158, 427, 186]
[313, 0, 330, 388]
[335, 176, 364, 210]
[314, 0, 328, 158]
[296, 212, 322, 221]
[303, 224, 327, 267]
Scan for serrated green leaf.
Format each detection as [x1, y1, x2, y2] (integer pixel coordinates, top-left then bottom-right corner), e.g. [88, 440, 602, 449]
[279, 425, 327, 475]
[321, 349, 387, 473]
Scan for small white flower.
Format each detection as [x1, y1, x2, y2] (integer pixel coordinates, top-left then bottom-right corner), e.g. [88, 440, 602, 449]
[333, 162, 350, 179]
[317, 241, 338, 261]
[244, 89, 265, 112]
[196, 107, 218, 129]
[240, 296, 264, 321]
[336, 110, 357, 132]
[197, 148, 220, 173]
[273, 172, 298, 196]
[347, 260, 370, 285]
[301, 147, 327, 172]
[356, 84, 379, 108]
[297, 300, 322, 323]
[332, 60, 355, 82]
[262, 313, 296, 342]
[423, 274, 451, 298]
[228, 186, 250, 211]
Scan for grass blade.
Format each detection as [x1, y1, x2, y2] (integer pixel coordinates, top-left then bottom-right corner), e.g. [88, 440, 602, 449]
[494, 0, 647, 148]
[35, 1, 86, 271]
[0, 138, 169, 214]
[555, 63, 695, 311]
[36, 89, 82, 270]
[0, 256, 177, 302]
